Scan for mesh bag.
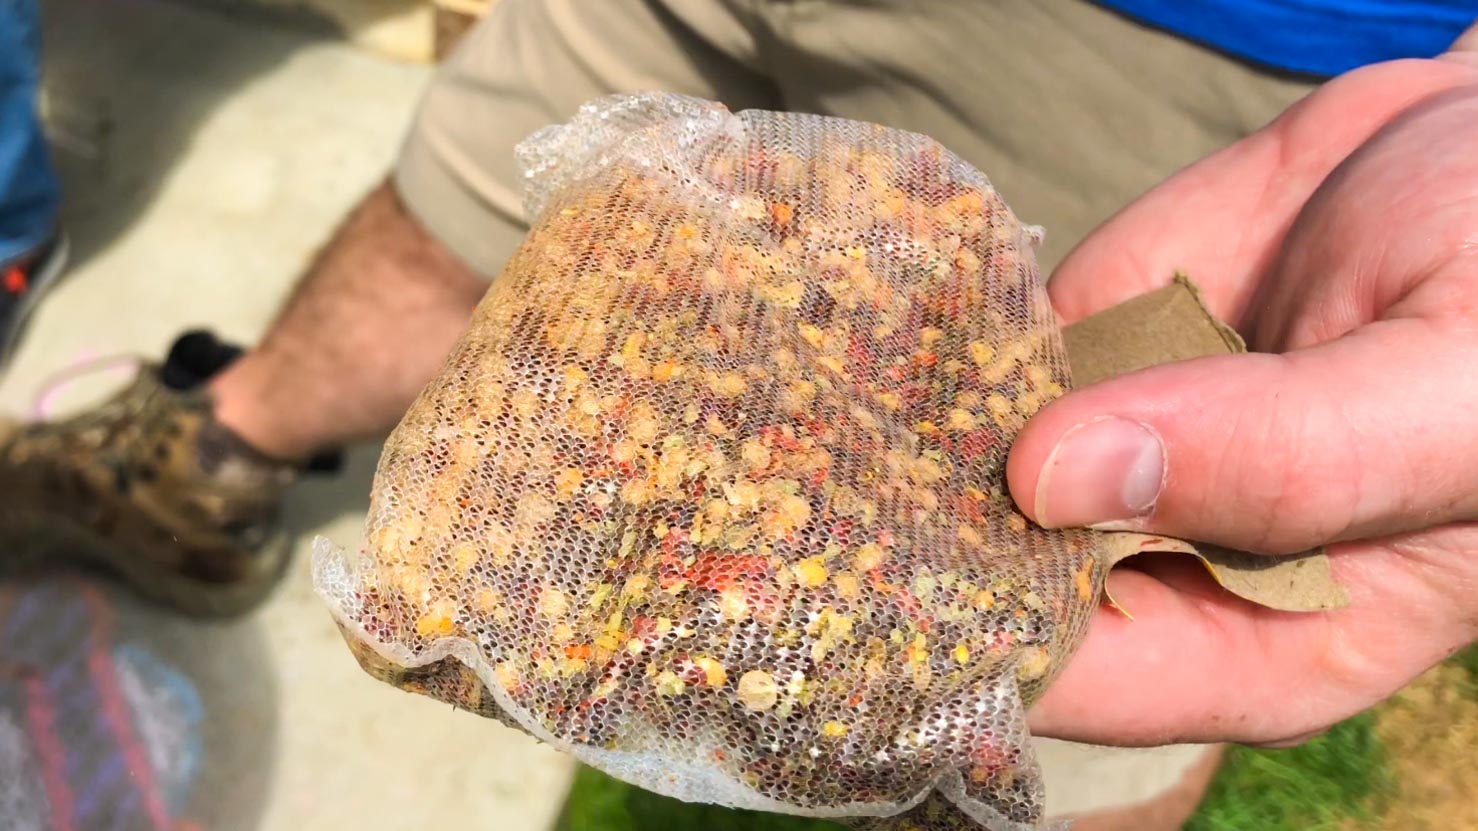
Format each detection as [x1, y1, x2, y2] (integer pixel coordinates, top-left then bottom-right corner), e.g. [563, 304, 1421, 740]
[315, 93, 1107, 831]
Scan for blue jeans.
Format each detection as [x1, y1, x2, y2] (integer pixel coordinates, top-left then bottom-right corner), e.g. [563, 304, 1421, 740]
[0, 0, 58, 263]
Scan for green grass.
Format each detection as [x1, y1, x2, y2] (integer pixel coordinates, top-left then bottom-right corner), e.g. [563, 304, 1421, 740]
[555, 764, 845, 831]
[1185, 713, 1394, 831]
[1453, 643, 1478, 689]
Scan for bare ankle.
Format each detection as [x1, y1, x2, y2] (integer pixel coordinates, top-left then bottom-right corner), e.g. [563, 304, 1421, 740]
[204, 181, 485, 463]
[208, 356, 319, 462]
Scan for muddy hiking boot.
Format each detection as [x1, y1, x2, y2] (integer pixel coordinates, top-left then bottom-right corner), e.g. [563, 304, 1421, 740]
[0, 330, 342, 616]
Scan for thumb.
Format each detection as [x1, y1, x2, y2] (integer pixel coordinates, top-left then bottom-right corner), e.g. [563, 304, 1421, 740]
[1007, 319, 1478, 554]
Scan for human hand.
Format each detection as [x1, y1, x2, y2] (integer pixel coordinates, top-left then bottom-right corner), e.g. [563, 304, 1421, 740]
[1017, 40, 1478, 747]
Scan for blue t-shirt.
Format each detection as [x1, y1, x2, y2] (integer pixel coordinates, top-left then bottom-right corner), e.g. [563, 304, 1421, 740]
[1094, 1, 1478, 76]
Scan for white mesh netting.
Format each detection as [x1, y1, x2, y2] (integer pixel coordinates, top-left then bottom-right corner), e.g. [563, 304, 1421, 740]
[315, 93, 1108, 831]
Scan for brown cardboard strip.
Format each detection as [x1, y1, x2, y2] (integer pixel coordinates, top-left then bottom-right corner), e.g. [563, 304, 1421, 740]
[1060, 275, 1349, 613]
[1062, 273, 1244, 388]
[1097, 534, 1348, 614]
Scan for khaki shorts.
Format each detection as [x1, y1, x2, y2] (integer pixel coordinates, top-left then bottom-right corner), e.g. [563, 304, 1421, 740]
[393, 0, 1315, 817]
[396, 0, 1313, 276]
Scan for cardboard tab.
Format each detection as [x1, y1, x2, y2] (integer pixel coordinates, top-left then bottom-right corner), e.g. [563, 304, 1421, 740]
[1099, 533, 1348, 614]
[1063, 273, 1244, 386]
[1057, 274, 1348, 613]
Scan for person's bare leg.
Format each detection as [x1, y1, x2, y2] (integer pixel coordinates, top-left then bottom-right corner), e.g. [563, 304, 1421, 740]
[210, 179, 487, 460]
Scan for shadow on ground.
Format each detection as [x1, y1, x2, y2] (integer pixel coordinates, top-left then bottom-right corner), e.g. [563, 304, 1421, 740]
[284, 442, 383, 535]
[39, 0, 411, 269]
